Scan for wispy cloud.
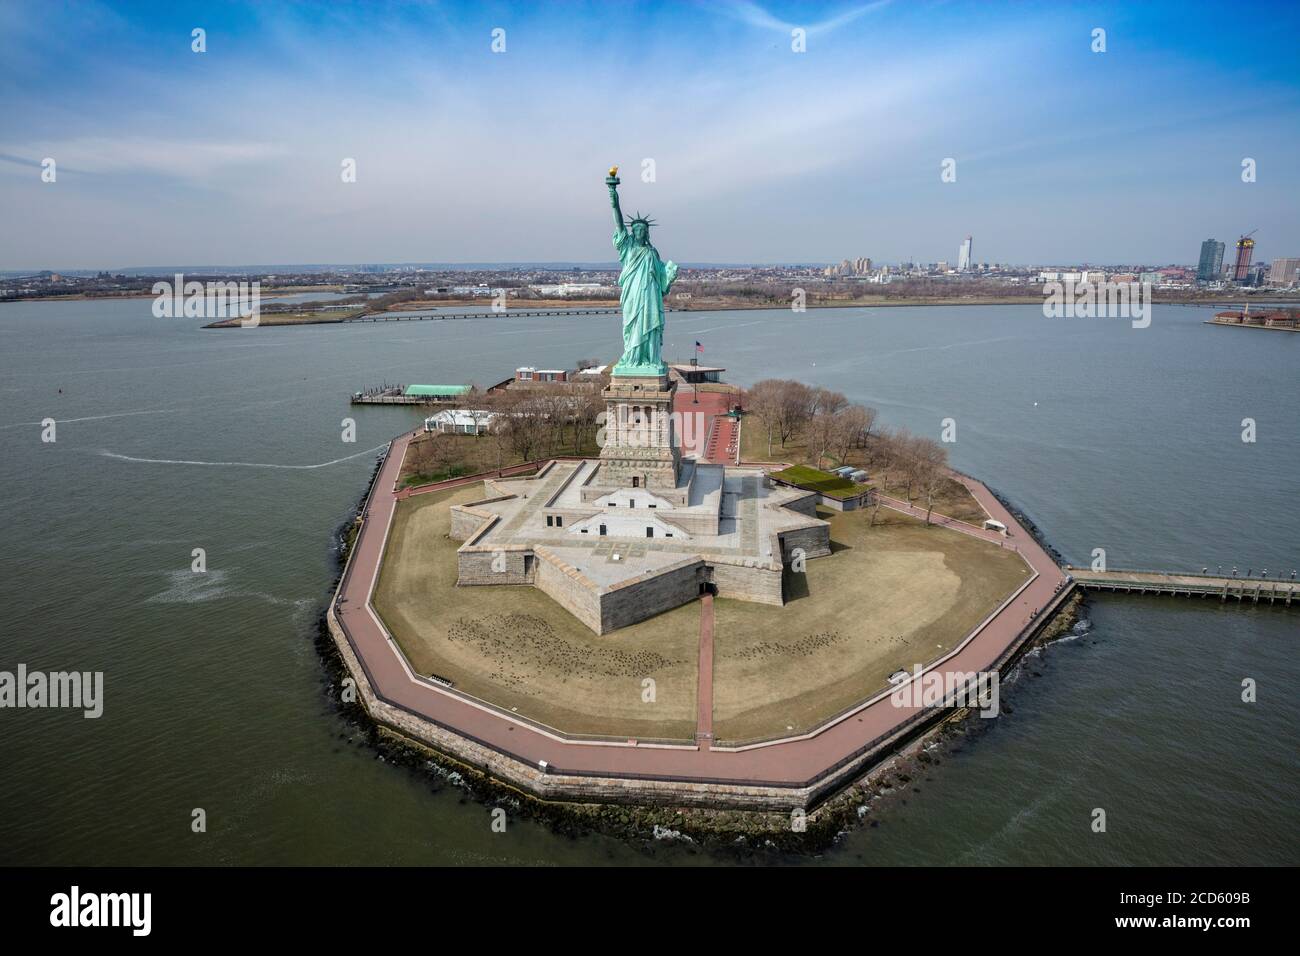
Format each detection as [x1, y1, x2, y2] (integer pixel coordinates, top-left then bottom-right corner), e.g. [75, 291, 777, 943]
[714, 0, 892, 36]
[0, 137, 288, 183]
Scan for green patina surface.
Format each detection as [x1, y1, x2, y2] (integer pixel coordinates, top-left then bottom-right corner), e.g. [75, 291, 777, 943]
[606, 170, 677, 376]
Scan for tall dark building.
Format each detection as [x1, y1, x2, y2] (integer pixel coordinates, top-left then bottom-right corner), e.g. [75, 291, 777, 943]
[1233, 237, 1255, 281]
[1197, 239, 1224, 282]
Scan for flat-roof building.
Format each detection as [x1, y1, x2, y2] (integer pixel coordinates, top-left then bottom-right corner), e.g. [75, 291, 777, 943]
[669, 363, 725, 384]
[404, 384, 471, 401]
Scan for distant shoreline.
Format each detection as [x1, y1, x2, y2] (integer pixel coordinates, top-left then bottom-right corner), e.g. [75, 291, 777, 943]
[198, 294, 1298, 328]
[8, 288, 1297, 321]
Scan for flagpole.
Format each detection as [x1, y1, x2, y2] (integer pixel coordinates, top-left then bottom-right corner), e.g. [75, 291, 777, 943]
[692, 341, 700, 403]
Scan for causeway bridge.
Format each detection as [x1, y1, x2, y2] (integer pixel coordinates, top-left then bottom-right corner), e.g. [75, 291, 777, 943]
[1067, 567, 1297, 606]
[346, 308, 623, 323]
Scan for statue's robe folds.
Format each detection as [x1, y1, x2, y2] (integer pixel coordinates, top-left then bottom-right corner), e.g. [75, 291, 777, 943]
[614, 229, 677, 372]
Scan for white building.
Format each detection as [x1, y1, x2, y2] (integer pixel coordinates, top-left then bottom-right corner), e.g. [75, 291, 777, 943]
[531, 282, 613, 297]
[424, 409, 497, 435]
[1268, 258, 1300, 287]
[957, 236, 973, 272]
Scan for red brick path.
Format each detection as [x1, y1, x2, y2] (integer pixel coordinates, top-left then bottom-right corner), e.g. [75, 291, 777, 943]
[696, 593, 715, 746]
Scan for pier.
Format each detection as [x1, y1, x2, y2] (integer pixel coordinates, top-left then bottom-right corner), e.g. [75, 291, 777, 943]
[350, 383, 469, 405]
[1068, 567, 1297, 605]
[350, 391, 430, 405]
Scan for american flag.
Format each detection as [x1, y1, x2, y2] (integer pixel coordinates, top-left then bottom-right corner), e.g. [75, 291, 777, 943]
[695, 341, 703, 353]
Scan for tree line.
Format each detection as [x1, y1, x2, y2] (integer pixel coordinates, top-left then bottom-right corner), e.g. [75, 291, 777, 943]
[743, 379, 953, 524]
[408, 380, 606, 479]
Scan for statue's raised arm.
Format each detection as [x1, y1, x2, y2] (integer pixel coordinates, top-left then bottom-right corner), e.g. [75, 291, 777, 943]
[606, 166, 624, 233]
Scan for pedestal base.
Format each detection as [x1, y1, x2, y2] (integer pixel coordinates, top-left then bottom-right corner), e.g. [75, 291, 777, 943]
[598, 372, 680, 491]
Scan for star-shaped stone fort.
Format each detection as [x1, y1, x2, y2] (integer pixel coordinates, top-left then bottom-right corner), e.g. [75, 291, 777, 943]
[452, 370, 831, 634]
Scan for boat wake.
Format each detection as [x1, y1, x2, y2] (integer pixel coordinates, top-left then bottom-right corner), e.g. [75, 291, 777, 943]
[98, 444, 387, 469]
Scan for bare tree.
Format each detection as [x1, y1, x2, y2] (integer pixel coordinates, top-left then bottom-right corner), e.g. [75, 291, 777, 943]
[913, 438, 950, 524]
[571, 385, 603, 455]
[409, 431, 451, 479]
[858, 405, 878, 446]
[492, 390, 539, 463]
[808, 408, 839, 469]
[776, 380, 816, 447]
[830, 403, 874, 464]
[871, 427, 900, 494]
[462, 386, 495, 437]
[811, 387, 848, 419]
[899, 433, 927, 503]
[744, 379, 784, 458]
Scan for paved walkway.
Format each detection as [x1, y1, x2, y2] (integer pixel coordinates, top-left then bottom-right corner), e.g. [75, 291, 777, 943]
[696, 593, 715, 746]
[875, 490, 1011, 547]
[332, 430, 1070, 789]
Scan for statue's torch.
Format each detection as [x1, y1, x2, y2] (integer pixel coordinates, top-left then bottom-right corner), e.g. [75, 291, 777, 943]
[606, 165, 620, 187]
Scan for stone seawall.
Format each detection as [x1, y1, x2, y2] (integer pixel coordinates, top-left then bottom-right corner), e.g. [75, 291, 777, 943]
[327, 607, 812, 810]
[325, 579, 1082, 814]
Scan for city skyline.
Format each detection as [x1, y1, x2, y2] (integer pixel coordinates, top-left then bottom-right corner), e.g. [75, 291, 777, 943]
[3, 0, 1300, 271]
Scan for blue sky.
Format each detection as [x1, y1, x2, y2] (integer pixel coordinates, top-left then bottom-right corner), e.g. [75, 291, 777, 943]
[2, 0, 1299, 270]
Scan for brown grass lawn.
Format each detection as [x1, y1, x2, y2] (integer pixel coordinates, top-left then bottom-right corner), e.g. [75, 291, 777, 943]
[711, 506, 1029, 744]
[372, 484, 699, 741]
[399, 431, 601, 488]
[738, 418, 988, 525]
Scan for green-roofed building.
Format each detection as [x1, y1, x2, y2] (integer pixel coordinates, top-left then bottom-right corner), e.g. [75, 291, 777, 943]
[404, 384, 471, 401]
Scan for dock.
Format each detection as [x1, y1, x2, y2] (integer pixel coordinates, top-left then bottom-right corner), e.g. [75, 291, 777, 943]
[350, 393, 431, 405]
[1067, 567, 1297, 605]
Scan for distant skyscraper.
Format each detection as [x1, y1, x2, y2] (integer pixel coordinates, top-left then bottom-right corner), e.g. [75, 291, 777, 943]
[958, 235, 973, 272]
[1196, 239, 1224, 282]
[1232, 236, 1255, 281]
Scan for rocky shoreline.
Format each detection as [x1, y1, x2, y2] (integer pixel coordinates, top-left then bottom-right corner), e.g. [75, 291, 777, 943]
[983, 482, 1066, 566]
[310, 591, 1079, 856]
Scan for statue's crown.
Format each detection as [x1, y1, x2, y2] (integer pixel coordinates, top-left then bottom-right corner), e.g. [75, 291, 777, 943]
[625, 211, 656, 228]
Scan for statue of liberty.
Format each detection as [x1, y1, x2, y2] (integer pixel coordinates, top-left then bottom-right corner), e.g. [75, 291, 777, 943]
[606, 166, 678, 376]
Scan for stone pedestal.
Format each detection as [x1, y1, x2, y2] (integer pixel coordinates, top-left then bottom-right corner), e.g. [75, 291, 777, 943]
[599, 373, 680, 490]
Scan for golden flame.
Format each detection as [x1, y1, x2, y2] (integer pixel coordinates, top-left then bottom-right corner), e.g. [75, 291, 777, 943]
[608, 165, 619, 177]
